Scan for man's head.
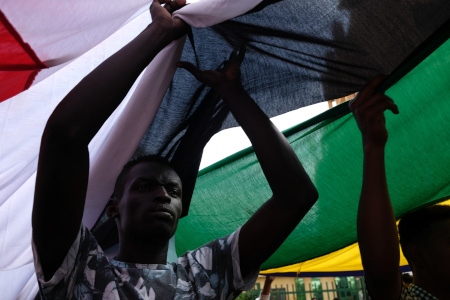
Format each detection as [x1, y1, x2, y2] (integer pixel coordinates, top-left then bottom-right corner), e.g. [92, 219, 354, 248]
[398, 204, 450, 276]
[112, 155, 173, 200]
[107, 155, 183, 242]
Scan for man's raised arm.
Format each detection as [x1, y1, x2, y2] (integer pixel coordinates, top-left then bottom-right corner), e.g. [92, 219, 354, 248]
[32, 0, 188, 281]
[178, 47, 318, 278]
[349, 76, 401, 299]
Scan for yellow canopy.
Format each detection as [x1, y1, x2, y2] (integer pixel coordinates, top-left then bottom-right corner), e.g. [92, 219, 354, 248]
[262, 200, 450, 276]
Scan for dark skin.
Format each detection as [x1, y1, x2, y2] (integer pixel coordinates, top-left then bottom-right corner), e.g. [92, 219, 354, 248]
[350, 75, 401, 299]
[353, 77, 450, 299]
[107, 161, 183, 264]
[33, 0, 318, 286]
[178, 48, 318, 278]
[33, 0, 189, 281]
[261, 276, 275, 297]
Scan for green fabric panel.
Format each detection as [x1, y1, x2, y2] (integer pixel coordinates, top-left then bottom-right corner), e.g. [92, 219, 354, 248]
[176, 31, 450, 270]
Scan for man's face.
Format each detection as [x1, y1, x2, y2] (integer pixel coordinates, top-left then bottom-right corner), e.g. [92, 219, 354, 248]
[116, 161, 183, 241]
[421, 219, 450, 282]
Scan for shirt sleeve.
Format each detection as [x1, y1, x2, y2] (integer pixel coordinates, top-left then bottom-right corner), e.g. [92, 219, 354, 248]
[229, 227, 259, 291]
[32, 224, 83, 296]
[258, 294, 271, 300]
[178, 226, 259, 299]
[32, 224, 114, 299]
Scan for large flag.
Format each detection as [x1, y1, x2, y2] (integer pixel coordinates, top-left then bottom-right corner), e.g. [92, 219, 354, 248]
[0, 1, 263, 298]
[175, 21, 450, 271]
[1, 0, 449, 298]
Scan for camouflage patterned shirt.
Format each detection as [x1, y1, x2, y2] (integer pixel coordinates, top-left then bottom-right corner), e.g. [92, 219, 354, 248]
[33, 225, 258, 299]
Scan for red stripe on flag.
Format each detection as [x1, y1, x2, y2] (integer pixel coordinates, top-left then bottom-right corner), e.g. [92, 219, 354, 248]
[0, 10, 46, 102]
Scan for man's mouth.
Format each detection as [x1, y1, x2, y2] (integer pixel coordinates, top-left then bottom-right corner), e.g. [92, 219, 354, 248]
[147, 207, 174, 219]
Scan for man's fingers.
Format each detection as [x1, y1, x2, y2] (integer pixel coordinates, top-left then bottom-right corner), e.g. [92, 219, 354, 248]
[387, 99, 399, 115]
[173, 0, 187, 7]
[228, 50, 238, 62]
[177, 61, 218, 86]
[164, 1, 178, 13]
[236, 44, 246, 65]
[150, 0, 162, 10]
[362, 74, 388, 95]
[228, 45, 246, 65]
[352, 94, 399, 118]
[152, 0, 186, 13]
[177, 61, 200, 77]
[368, 95, 399, 115]
[368, 97, 398, 115]
[164, 0, 187, 13]
[150, 0, 166, 15]
[225, 45, 246, 69]
[350, 75, 388, 109]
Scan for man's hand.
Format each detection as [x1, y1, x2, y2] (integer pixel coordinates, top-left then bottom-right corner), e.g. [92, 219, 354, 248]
[349, 75, 399, 149]
[177, 45, 246, 94]
[180, 45, 318, 280]
[150, 0, 189, 41]
[353, 75, 402, 300]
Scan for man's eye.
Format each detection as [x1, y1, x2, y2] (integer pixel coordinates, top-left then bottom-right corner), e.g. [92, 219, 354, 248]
[168, 188, 181, 197]
[138, 185, 150, 191]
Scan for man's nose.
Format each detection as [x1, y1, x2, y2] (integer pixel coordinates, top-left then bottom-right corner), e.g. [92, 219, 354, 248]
[154, 185, 171, 203]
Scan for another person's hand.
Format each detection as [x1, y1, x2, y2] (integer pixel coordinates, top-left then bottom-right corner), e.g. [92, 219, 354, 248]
[177, 45, 246, 94]
[150, 0, 189, 40]
[349, 75, 399, 149]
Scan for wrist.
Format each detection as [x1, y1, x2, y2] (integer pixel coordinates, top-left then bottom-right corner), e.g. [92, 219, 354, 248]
[149, 15, 187, 41]
[217, 82, 246, 99]
[144, 22, 176, 46]
[363, 142, 386, 156]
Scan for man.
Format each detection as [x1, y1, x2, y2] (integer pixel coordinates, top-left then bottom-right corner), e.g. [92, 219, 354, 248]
[32, 0, 318, 298]
[351, 75, 450, 299]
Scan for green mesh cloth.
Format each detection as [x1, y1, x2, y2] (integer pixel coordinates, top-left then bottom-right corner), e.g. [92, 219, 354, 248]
[176, 22, 450, 270]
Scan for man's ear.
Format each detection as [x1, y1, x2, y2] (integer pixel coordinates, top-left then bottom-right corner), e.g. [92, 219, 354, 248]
[106, 198, 119, 218]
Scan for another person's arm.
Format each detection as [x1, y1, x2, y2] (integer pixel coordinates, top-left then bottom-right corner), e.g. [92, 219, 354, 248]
[349, 75, 401, 299]
[178, 47, 318, 278]
[259, 276, 275, 300]
[32, 0, 188, 281]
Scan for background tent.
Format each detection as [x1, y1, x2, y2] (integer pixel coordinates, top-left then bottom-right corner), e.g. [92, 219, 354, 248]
[1, 0, 449, 299]
[263, 200, 450, 277]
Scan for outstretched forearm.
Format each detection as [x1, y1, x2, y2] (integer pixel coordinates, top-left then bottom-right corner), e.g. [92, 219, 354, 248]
[45, 23, 176, 145]
[261, 276, 274, 296]
[350, 76, 401, 299]
[357, 146, 401, 298]
[33, 0, 188, 281]
[219, 84, 317, 202]
[178, 52, 316, 201]
[177, 49, 318, 278]
[219, 84, 318, 277]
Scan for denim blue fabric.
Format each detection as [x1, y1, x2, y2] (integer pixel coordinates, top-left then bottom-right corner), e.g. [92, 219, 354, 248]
[91, 0, 450, 244]
[134, 0, 449, 214]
